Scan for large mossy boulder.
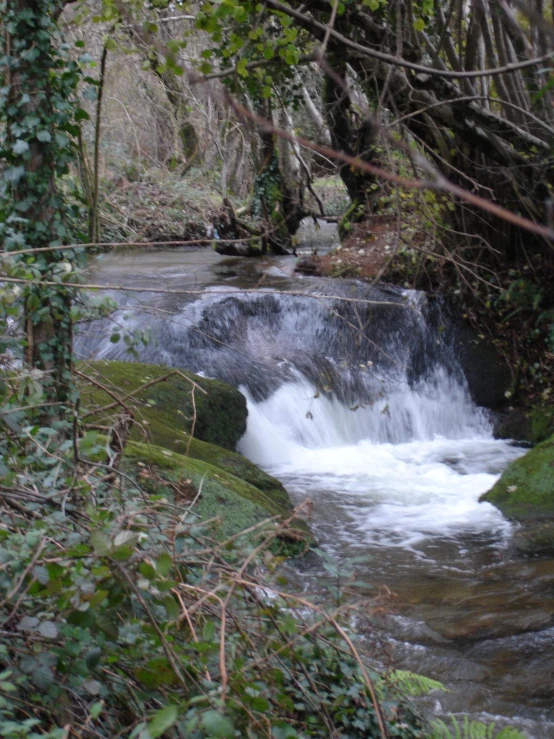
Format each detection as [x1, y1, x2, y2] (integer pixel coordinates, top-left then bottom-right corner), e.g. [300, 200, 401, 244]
[122, 441, 310, 551]
[80, 360, 291, 512]
[481, 435, 554, 553]
[81, 360, 247, 451]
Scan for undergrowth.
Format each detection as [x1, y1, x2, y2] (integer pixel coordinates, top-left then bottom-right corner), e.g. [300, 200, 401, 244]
[0, 369, 427, 738]
[0, 370, 530, 739]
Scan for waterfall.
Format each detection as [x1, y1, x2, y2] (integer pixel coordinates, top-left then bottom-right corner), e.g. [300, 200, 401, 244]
[78, 278, 523, 547]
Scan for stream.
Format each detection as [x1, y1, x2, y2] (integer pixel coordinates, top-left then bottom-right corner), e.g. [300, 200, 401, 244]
[78, 228, 554, 737]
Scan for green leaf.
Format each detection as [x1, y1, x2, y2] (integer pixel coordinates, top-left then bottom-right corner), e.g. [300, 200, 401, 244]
[237, 58, 248, 78]
[203, 620, 216, 641]
[90, 701, 104, 719]
[12, 139, 29, 154]
[200, 710, 234, 738]
[90, 530, 112, 556]
[162, 593, 180, 620]
[136, 657, 178, 688]
[156, 551, 172, 577]
[83, 678, 102, 695]
[413, 18, 425, 31]
[37, 620, 58, 639]
[3, 166, 25, 183]
[36, 130, 52, 142]
[147, 704, 179, 738]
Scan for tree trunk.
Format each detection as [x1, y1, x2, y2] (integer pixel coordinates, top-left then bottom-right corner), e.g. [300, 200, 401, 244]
[250, 99, 305, 253]
[323, 58, 378, 237]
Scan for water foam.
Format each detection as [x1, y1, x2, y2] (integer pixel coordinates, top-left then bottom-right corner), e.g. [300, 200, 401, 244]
[238, 369, 523, 550]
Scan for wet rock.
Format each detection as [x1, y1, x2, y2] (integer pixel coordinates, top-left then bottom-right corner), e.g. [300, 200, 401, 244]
[452, 325, 512, 408]
[493, 407, 533, 442]
[481, 435, 554, 553]
[513, 521, 554, 556]
[81, 360, 248, 451]
[425, 605, 554, 642]
[481, 435, 554, 518]
[494, 405, 554, 444]
[295, 256, 322, 275]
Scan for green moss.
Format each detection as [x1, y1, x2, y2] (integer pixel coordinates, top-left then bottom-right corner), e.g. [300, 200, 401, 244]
[122, 441, 310, 549]
[481, 435, 554, 520]
[530, 406, 554, 444]
[80, 360, 290, 508]
[81, 360, 247, 451]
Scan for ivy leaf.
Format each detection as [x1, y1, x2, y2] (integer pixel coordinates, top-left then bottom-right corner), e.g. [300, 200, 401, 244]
[3, 166, 25, 183]
[36, 130, 52, 142]
[17, 616, 39, 632]
[200, 711, 234, 738]
[413, 18, 425, 31]
[83, 86, 98, 101]
[147, 705, 179, 738]
[155, 551, 172, 577]
[12, 140, 29, 154]
[90, 530, 112, 556]
[37, 621, 58, 639]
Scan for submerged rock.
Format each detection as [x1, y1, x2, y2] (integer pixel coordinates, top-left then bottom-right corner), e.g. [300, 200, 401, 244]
[481, 435, 554, 553]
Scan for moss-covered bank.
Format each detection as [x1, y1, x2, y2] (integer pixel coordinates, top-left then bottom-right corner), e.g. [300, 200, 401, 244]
[481, 435, 554, 553]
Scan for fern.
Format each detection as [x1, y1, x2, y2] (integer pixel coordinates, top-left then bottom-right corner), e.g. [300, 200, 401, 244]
[431, 716, 527, 739]
[385, 669, 447, 696]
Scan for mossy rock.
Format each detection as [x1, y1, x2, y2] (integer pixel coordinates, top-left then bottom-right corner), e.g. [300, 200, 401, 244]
[494, 405, 554, 444]
[481, 435, 554, 520]
[513, 521, 554, 556]
[80, 360, 290, 509]
[530, 406, 554, 444]
[81, 360, 247, 451]
[122, 440, 310, 552]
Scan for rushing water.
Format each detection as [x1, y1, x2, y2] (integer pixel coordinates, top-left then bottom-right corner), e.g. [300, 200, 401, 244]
[80, 239, 554, 737]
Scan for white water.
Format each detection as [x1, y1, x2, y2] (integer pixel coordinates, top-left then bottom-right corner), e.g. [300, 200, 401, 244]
[239, 368, 524, 552]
